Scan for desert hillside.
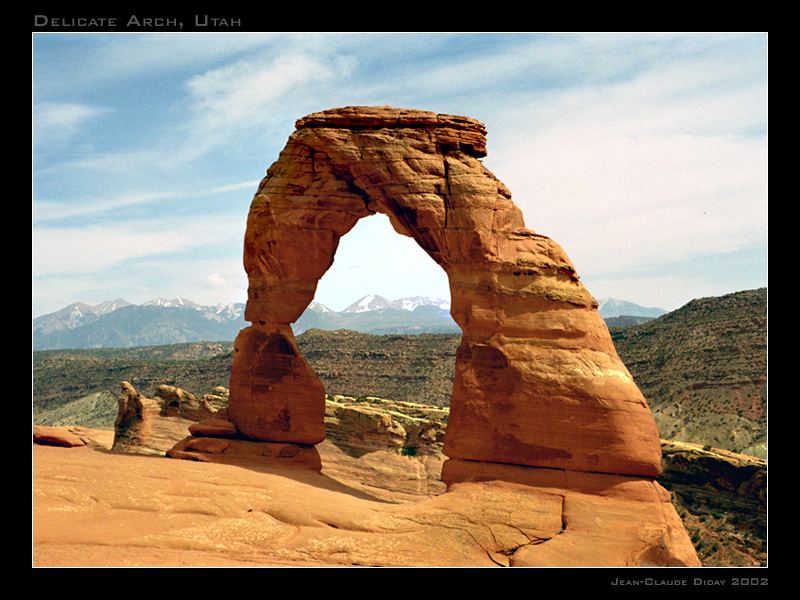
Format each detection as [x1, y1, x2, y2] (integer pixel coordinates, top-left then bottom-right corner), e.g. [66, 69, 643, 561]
[611, 288, 767, 455]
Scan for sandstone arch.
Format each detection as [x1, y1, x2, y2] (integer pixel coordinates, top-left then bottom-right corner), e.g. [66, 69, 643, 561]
[229, 106, 662, 477]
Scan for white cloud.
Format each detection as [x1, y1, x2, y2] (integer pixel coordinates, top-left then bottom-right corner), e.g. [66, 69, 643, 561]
[174, 53, 353, 162]
[482, 54, 767, 281]
[33, 102, 110, 141]
[207, 272, 226, 287]
[32, 213, 245, 276]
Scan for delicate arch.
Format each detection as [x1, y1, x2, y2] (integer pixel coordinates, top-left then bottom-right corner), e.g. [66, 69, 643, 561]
[228, 106, 662, 477]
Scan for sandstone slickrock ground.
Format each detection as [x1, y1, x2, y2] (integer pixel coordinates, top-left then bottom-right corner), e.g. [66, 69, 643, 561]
[33, 442, 697, 567]
[34, 391, 708, 566]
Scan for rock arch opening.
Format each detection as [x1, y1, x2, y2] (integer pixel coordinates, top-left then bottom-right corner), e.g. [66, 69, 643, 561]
[297, 212, 456, 333]
[294, 212, 461, 460]
[228, 106, 663, 479]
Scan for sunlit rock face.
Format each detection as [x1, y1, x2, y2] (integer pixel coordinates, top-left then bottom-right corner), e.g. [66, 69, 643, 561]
[229, 106, 662, 478]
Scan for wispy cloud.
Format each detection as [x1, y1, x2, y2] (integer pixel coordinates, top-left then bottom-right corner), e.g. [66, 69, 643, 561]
[34, 33, 277, 91]
[33, 213, 245, 276]
[33, 101, 110, 141]
[173, 52, 354, 162]
[482, 42, 767, 281]
[33, 191, 178, 222]
[33, 180, 259, 223]
[205, 180, 260, 194]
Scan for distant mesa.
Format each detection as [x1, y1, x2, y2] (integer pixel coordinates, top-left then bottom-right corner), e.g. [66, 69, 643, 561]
[604, 315, 655, 329]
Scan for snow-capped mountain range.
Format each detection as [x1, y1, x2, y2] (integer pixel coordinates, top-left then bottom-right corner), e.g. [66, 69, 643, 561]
[342, 294, 450, 313]
[32, 295, 665, 350]
[32, 295, 456, 350]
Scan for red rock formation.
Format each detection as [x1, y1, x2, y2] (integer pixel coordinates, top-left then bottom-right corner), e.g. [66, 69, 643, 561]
[229, 106, 662, 477]
[112, 381, 162, 454]
[166, 435, 322, 471]
[33, 425, 86, 448]
[188, 417, 237, 438]
[155, 384, 219, 421]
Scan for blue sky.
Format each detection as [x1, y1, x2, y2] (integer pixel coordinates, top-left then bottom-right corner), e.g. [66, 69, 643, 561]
[32, 33, 767, 316]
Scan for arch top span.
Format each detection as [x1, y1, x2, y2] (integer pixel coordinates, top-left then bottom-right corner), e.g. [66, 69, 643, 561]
[229, 105, 663, 478]
[294, 106, 488, 157]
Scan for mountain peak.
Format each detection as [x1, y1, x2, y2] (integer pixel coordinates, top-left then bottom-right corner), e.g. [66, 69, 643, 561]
[143, 297, 201, 309]
[342, 294, 391, 313]
[308, 301, 333, 313]
[389, 296, 450, 311]
[598, 298, 667, 319]
[93, 298, 132, 315]
[341, 295, 451, 313]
